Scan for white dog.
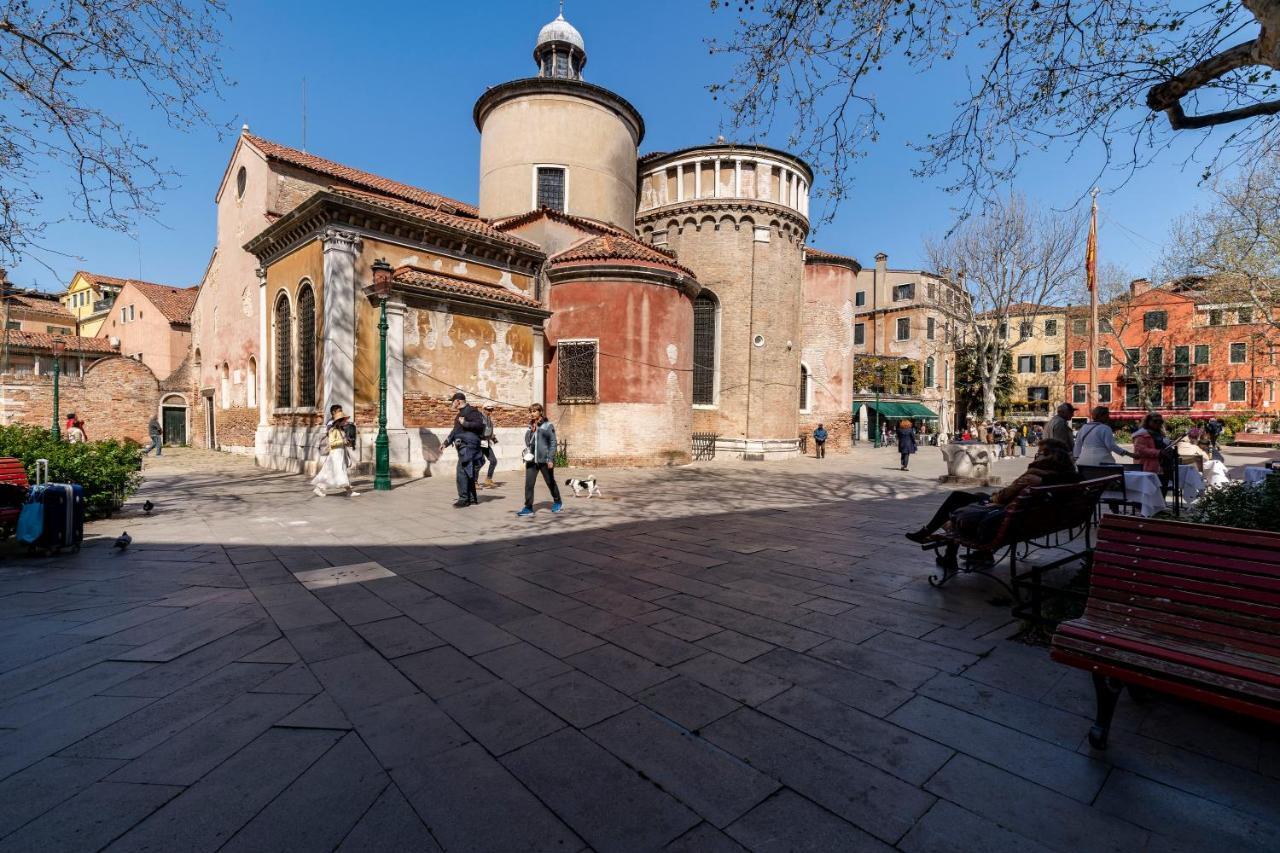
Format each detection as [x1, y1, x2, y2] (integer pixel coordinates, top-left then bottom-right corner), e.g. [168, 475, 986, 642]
[564, 476, 601, 498]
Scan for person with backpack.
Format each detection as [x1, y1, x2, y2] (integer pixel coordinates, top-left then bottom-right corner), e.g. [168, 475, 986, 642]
[812, 424, 828, 459]
[1204, 417, 1223, 451]
[311, 407, 358, 497]
[1073, 406, 1133, 466]
[444, 392, 486, 508]
[480, 404, 500, 488]
[517, 403, 562, 516]
[144, 415, 163, 456]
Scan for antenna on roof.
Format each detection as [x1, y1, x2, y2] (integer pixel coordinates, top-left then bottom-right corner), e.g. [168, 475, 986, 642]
[559, 0, 564, 16]
[301, 77, 308, 152]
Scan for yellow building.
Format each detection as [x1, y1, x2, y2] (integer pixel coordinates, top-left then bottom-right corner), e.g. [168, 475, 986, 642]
[62, 271, 125, 337]
[1004, 303, 1067, 421]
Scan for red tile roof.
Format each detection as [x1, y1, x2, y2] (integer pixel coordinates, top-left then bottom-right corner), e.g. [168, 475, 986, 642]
[549, 234, 696, 278]
[330, 188, 542, 253]
[5, 290, 75, 320]
[803, 247, 861, 270]
[245, 134, 478, 217]
[74, 271, 175, 292]
[3, 331, 118, 354]
[128, 282, 199, 325]
[392, 266, 546, 311]
[492, 207, 631, 237]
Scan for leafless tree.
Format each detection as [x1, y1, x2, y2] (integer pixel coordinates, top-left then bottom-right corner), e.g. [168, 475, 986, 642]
[926, 195, 1081, 420]
[708, 1, 1280, 215]
[0, 0, 230, 267]
[1164, 155, 1280, 332]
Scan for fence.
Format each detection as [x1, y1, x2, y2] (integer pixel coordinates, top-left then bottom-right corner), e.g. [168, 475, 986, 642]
[691, 432, 717, 461]
[555, 440, 569, 467]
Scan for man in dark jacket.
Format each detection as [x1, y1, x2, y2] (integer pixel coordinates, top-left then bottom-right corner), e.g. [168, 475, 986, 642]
[444, 392, 486, 508]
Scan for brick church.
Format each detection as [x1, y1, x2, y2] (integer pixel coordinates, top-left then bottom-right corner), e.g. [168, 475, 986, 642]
[187, 10, 865, 474]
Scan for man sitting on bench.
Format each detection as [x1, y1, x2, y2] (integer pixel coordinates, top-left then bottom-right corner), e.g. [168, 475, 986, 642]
[905, 439, 1080, 569]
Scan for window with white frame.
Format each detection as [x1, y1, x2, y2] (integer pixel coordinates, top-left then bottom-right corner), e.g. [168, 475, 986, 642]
[535, 166, 566, 212]
[896, 317, 910, 340]
[1229, 342, 1247, 364]
[1098, 383, 1112, 403]
[1229, 379, 1247, 402]
[1072, 384, 1087, 404]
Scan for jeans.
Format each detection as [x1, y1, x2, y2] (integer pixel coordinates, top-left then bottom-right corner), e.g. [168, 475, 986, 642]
[483, 445, 498, 479]
[920, 490, 990, 535]
[815, 441, 825, 459]
[524, 462, 561, 509]
[456, 454, 481, 502]
[145, 436, 162, 456]
[900, 452, 911, 468]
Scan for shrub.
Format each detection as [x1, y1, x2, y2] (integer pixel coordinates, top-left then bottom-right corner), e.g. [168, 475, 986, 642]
[1188, 476, 1280, 534]
[0, 424, 143, 517]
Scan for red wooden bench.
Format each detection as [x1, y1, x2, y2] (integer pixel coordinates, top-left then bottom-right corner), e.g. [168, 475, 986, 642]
[1229, 432, 1280, 447]
[1051, 515, 1280, 749]
[0, 457, 29, 537]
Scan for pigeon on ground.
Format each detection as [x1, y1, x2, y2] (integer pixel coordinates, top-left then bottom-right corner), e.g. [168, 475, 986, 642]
[142, 500, 154, 514]
[114, 532, 131, 551]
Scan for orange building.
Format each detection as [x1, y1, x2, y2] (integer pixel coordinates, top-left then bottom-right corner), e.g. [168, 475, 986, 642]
[1063, 278, 1279, 424]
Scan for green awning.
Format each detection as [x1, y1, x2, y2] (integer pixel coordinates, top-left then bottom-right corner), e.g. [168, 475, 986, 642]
[854, 401, 939, 420]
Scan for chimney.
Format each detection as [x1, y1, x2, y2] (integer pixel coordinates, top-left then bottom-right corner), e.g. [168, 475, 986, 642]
[1130, 278, 1151, 297]
[875, 252, 888, 277]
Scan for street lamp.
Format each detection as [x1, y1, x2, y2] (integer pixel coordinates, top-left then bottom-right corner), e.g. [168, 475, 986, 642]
[370, 259, 393, 491]
[51, 337, 66, 440]
[873, 364, 886, 448]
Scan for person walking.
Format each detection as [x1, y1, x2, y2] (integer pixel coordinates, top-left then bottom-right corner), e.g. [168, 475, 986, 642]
[445, 392, 486, 508]
[1204, 417, 1223, 451]
[517, 403, 562, 516]
[144, 415, 163, 455]
[1073, 406, 1133, 466]
[311, 408, 358, 497]
[896, 418, 917, 471]
[1016, 425, 1028, 457]
[66, 420, 86, 443]
[812, 424, 828, 459]
[1046, 403, 1075, 448]
[992, 422, 1007, 459]
[480, 404, 499, 488]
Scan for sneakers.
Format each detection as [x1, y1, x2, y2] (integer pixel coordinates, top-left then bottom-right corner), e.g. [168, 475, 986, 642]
[483, 478, 495, 489]
[550, 502, 563, 513]
[516, 507, 534, 517]
[313, 487, 325, 497]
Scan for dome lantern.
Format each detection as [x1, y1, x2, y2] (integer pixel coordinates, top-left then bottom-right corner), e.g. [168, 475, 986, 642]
[534, 5, 586, 80]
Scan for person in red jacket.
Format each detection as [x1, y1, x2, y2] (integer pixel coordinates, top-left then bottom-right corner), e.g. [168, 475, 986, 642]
[1131, 412, 1168, 476]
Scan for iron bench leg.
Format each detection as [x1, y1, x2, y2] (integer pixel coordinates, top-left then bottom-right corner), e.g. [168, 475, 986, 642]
[1089, 672, 1124, 750]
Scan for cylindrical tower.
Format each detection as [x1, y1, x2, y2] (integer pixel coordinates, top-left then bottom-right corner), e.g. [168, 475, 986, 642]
[474, 13, 644, 232]
[635, 144, 812, 459]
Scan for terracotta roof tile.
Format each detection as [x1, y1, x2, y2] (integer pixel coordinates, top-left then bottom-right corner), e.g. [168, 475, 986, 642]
[4, 289, 75, 320]
[75, 271, 171, 291]
[549, 234, 696, 278]
[329, 188, 542, 253]
[128, 282, 199, 324]
[392, 265, 546, 312]
[3, 331, 118, 354]
[492, 207, 630, 237]
[803, 246, 861, 270]
[245, 134, 477, 217]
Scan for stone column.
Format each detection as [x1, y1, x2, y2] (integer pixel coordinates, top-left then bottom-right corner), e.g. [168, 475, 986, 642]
[321, 228, 361, 421]
[677, 163, 685, 203]
[256, 267, 269, 428]
[385, 300, 406, 431]
[532, 327, 546, 407]
[694, 160, 702, 199]
[734, 159, 742, 197]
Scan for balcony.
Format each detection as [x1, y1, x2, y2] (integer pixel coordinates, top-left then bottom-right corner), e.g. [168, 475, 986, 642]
[1118, 364, 1199, 383]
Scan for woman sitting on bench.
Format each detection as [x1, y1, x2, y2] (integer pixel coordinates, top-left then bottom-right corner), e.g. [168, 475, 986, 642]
[905, 439, 1080, 567]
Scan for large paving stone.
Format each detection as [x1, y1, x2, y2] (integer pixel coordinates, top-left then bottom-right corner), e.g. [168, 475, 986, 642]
[439, 681, 564, 755]
[724, 789, 893, 852]
[334, 784, 441, 852]
[600, 623, 703, 667]
[504, 728, 698, 852]
[0, 780, 181, 853]
[523, 670, 635, 728]
[898, 800, 1056, 853]
[569, 644, 677, 695]
[353, 616, 444, 659]
[503, 614, 605, 658]
[637, 676, 740, 731]
[427, 613, 519, 656]
[347, 693, 470, 772]
[393, 646, 497, 700]
[474, 641, 571, 688]
[748, 647, 911, 717]
[309, 650, 418, 715]
[0, 756, 124, 838]
[673, 653, 790, 706]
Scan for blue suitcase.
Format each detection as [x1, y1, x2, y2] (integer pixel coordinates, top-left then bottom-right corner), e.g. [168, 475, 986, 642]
[16, 461, 84, 553]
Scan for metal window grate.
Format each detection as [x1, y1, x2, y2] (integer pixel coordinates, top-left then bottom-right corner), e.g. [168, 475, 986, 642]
[274, 295, 292, 408]
[799, 365, 809, 410]
[297, 285, 316, 407]
[537, 167, 566, 212]
[691, 432, 717, 461]
[692, 295, 716, 404]
[557, 341, 597, 403]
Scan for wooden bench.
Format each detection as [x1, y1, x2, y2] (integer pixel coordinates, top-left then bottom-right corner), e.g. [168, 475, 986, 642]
[925, 476, 1117, 625]
[1051, 515, 1280, 749]
[1229, 432, 1280, 447]
[0, 457, 30, 537]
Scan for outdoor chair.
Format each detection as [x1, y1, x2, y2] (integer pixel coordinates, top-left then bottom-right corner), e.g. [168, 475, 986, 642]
[1078, 464, 1142, 517]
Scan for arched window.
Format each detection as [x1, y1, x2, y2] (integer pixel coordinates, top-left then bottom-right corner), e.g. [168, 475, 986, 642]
[925, 357, 935, 389]
[220, 363, 231, 410]
[193, 348, 202, 385]
[799, 364, 810, 411]
[274, 294, 292, 408]
[246, 357, 257, 409]
[692, 291, 718, 405]
[297, 283, 317, 407]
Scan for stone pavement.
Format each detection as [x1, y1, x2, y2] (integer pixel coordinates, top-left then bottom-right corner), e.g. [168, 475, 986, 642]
[0, 445, 1276, 852]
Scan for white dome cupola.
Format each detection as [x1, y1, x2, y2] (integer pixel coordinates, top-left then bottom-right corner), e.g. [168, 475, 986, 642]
[534, 5, 586, 79]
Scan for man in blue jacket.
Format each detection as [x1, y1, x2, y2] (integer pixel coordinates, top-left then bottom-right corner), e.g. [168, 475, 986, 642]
[444, 392, 486, 508]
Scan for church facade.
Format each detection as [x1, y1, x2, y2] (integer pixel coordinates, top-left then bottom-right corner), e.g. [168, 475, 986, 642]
[187, 11, 872, 475]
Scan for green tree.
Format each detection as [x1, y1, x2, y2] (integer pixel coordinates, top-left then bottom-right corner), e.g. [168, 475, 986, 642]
[955, 347, 1014, 420]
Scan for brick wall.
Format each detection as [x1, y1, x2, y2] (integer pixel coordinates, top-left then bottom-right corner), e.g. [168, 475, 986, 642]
[397, 395, 530, 430]
[799, 413, 853, 453]
[0, 356, 160, 442]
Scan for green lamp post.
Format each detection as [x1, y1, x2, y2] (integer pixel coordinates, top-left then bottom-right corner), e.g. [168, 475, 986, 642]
[51, 337, 66, 440]
[873, 364, 885, 448]
[370, 259, 393, 491]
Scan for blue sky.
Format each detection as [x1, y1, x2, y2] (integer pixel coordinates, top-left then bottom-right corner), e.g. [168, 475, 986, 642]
[10, 0, 1217, 290]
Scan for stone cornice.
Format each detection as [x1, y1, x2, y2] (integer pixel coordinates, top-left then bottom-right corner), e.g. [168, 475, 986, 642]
[547, 262, 700, 299]
[243, 190, 545, 274]
[638, 144, 813, 183]
[392, 285, 551, 326]
[474, 77, 645, 145]
[635, 199, 809, 236]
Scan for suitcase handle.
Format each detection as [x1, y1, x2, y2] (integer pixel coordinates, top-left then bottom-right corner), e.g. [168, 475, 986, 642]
[34, 459, 47, 486]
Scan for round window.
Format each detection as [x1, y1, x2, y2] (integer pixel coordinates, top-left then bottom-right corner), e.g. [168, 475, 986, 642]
[753, 334, 765, 348]
[236, 166, 247, 200]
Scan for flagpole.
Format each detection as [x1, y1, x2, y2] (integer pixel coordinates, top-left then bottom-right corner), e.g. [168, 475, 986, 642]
[1089, 188, 1100, 412]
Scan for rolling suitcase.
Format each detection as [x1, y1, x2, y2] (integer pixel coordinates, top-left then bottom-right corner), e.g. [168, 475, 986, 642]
[16, 460, 84, 554]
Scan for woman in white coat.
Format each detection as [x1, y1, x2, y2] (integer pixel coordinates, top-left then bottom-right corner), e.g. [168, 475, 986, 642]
[1073, 406, 1133, 466]
[311, 408, 358, 497]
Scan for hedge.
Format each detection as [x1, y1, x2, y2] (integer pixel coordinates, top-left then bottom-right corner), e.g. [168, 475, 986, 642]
[0, 424, 143, 517]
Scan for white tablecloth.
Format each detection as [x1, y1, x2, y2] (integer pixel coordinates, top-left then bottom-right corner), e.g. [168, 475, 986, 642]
[1203, 459, 1229, 487]
[1244, 465, 1274, 484]
[1120, 471, 1166, 517]
[1178, 464, 1205, 502]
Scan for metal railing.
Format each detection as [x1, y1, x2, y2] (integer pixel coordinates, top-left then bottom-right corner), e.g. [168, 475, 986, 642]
[691, 432, 717, 461]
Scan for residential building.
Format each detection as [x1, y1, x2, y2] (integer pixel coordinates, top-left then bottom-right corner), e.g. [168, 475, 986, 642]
[61, 272, 125, 336]
[1, 287, 76, 338]
[97, 281, 198, 379]
[849, 253, 969, 435]
[1003, 303, 1067, 422]
[1064, 278, 1280, 422]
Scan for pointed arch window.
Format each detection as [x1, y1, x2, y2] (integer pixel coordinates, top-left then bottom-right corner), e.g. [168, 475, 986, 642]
[297, 283, 316, 407]
[274, 294, 292, 408]
[692, 291, 719, 405]
[799, 364, 811, 412]
[925, 357, 935, 389]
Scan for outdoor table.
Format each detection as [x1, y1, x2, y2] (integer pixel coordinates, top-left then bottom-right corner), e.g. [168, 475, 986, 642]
[1178, 464, 1205, 503]
[1203, 459, 1229, 487]
[1244, 465, 1273, 485]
